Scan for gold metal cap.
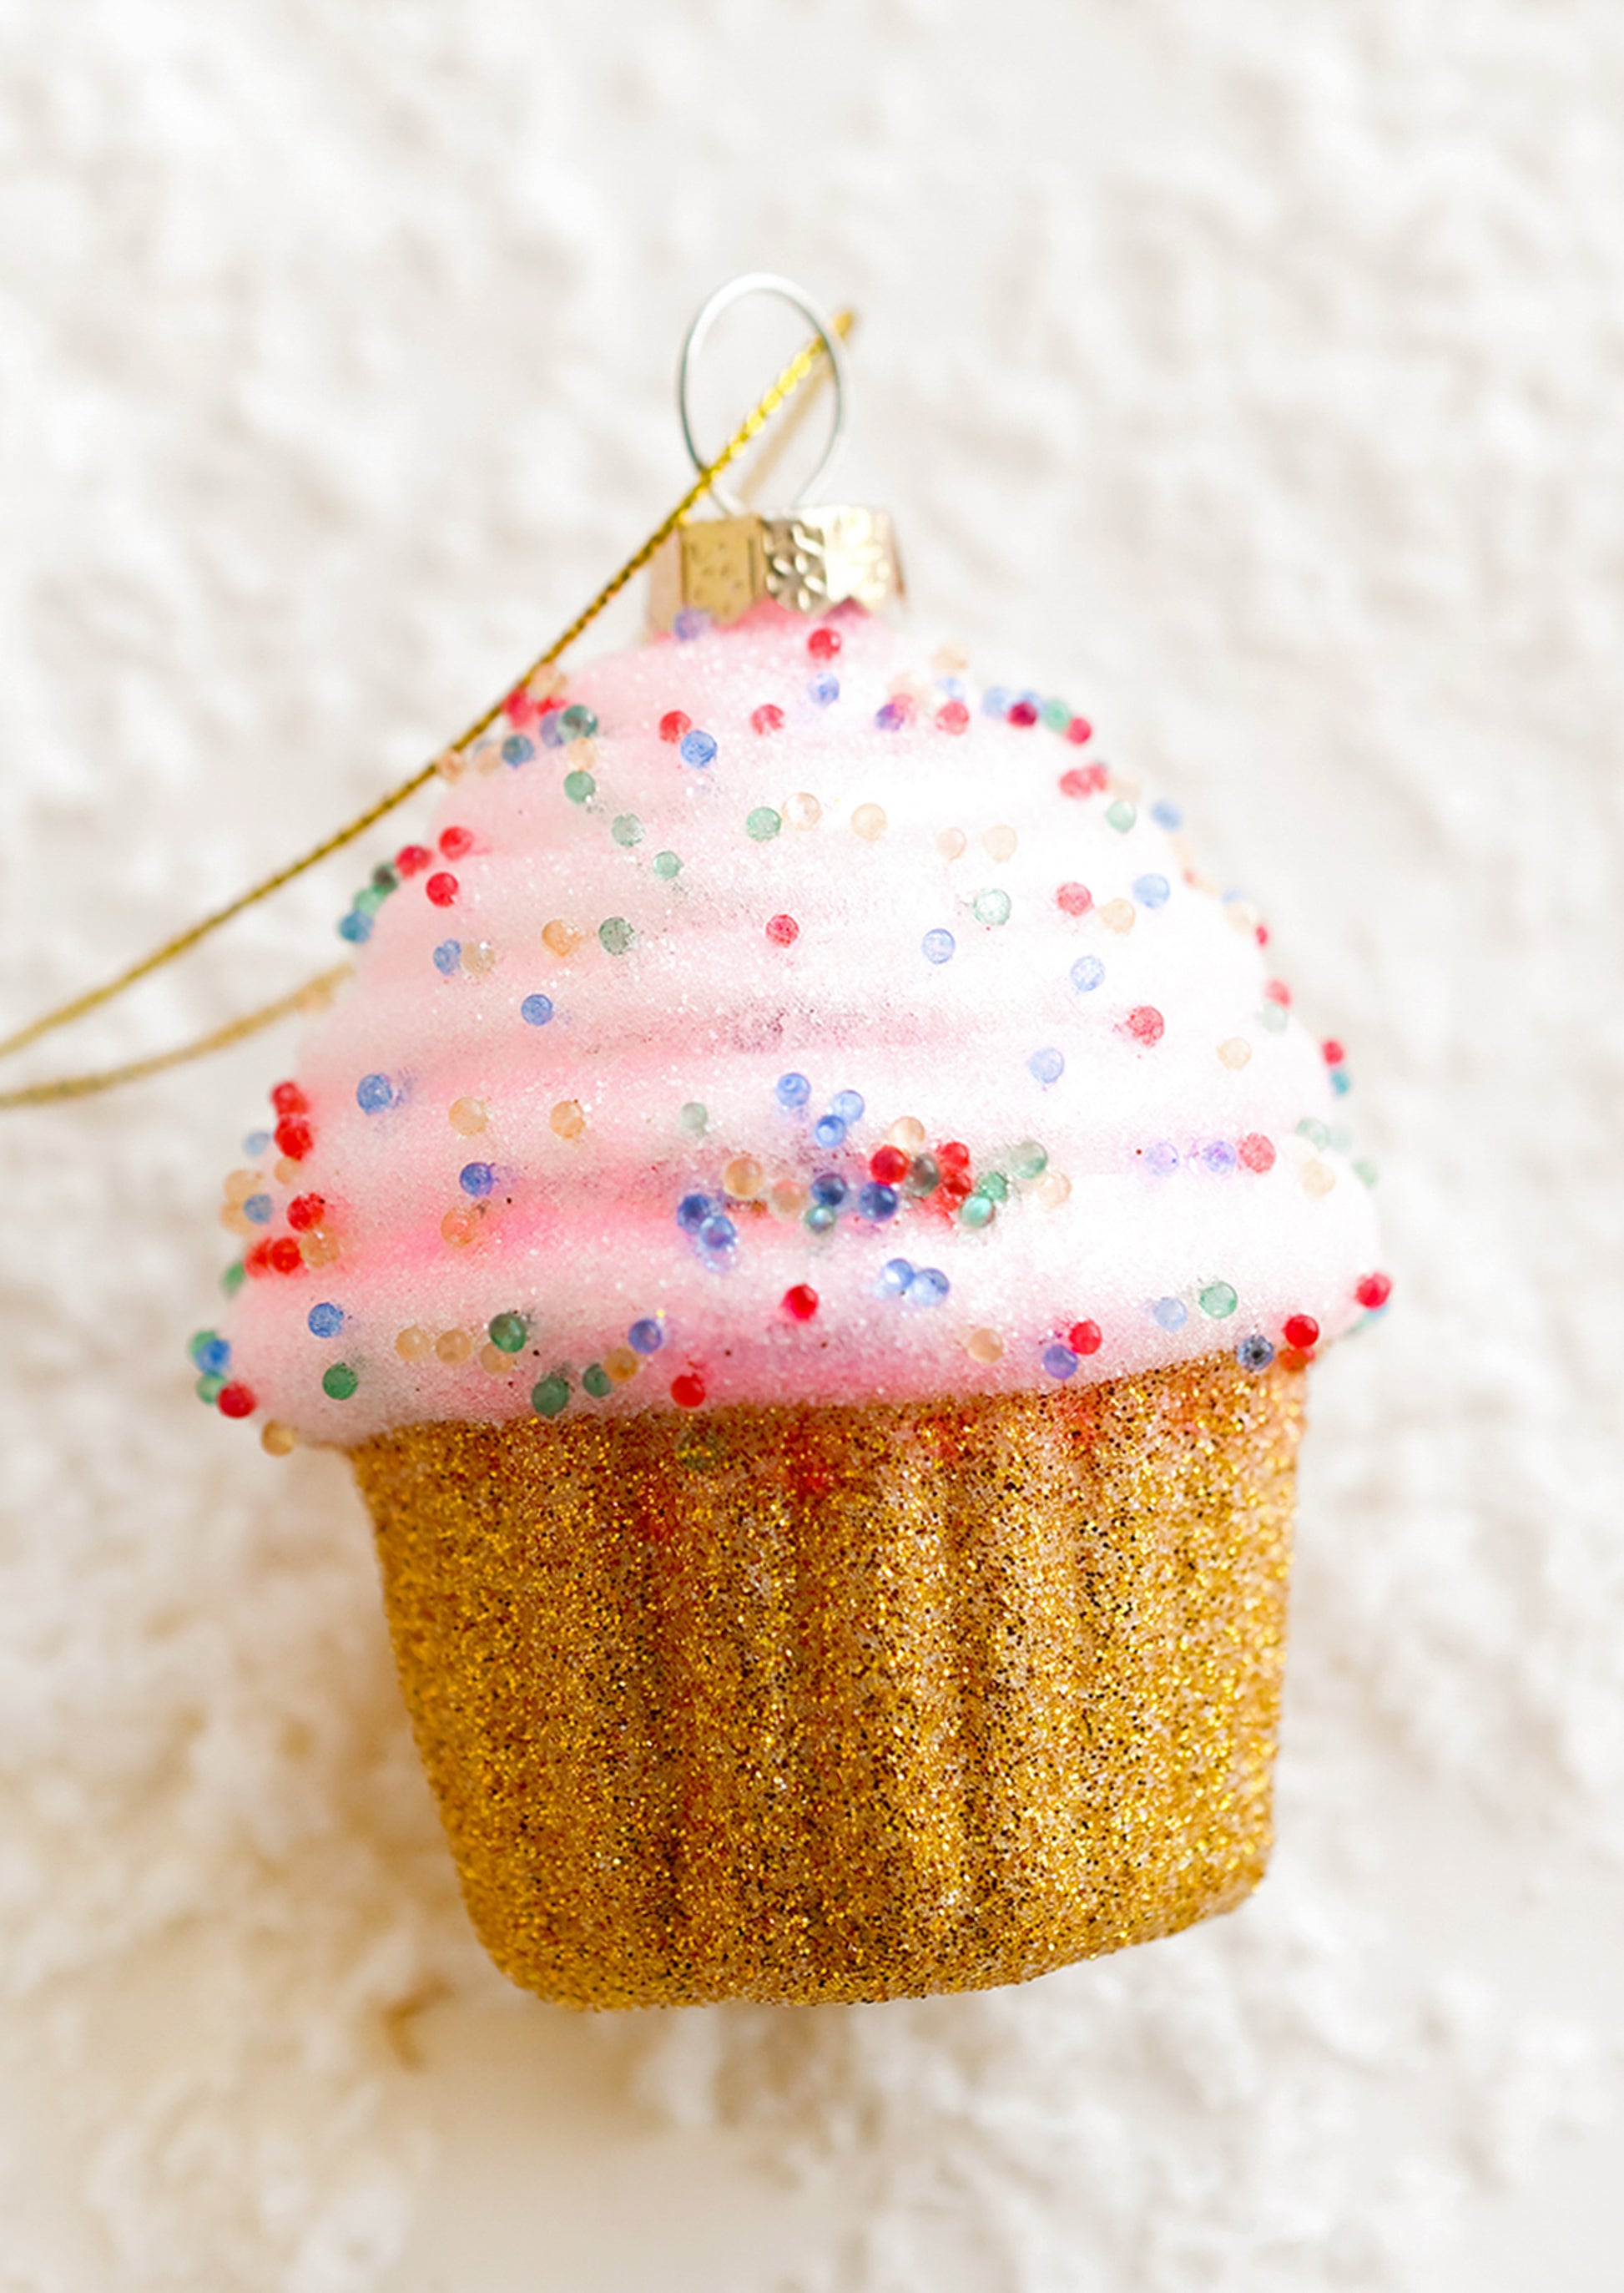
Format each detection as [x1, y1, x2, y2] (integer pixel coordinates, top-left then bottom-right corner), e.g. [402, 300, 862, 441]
[648, 274, 904, 634]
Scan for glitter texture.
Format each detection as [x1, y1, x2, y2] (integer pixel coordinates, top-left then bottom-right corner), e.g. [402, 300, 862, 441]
[351, 1353, 1303, 2009]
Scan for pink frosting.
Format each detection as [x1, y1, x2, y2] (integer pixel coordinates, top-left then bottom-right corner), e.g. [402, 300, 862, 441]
[205, 603, 1383, 1442]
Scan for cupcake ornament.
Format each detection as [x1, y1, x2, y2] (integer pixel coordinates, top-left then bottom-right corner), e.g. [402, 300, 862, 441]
[36, 277, 1389, 2008]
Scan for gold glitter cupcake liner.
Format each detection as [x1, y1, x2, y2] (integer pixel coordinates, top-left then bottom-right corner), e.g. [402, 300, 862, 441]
[351, 1355, 1304, 2009]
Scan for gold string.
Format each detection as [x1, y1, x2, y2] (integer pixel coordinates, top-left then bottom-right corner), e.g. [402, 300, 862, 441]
[0, 306, 855, 1087]
[0, 966, 353, 1112]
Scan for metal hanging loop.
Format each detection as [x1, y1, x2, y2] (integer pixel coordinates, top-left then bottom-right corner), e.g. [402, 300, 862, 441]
[678, 273, 850, 519]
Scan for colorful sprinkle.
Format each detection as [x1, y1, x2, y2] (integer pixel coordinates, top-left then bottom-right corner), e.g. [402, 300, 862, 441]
[598, 917, 635, 954]
[628, 1319, 664, 1355]
[783, 1284, 820, 1321]
[459, 1162, 496, 1198]
[611, 814, 643, 848]
[936, 699, 971, 734]
[670, 1371, 707, 1408]
[809, 674, 840, 706]
[776, 1072, 811, 1109]
[1070, 954, 1105, 993]
[321, 1363, 359, 1401]
[659, 710, 691, 744]
[1106, 801, 1136, 832]
[217, 1382, 256, 1418]
[426, 871, 458, 907]
[488, 1312, 528, 1353]
[966, 1327, 1004, 1363]
[851, 804, 887, 842]
[814, 1114, 847, 1149]
[1133, 874, 1170, 908]
[1125, 1006, 1165, 1045]
[679, 1102, 708, 1135]
[1028, 1047, 1065, 1085]
[971, 888, 1011, 927]
[1238, 1132, 1276, 1173]
[307, 1303, 344, 1338]
[1152, 1297, 1188, 1331]
[678, 729, 717, 767]
[1042, 1343, 1078, 1380]
[1057, 882, 1092, 917]
[563, 770, 595, 803]
[356, 1073, 395, 1113]
[1355, 1271, 1393, 1310]
[1237, 1335, 1275, 1372]
[784, 792, 822, 829]
[1198, 1280, 1238, 1318]
[752, 704, 784, 735]
[550, 1100, 585, 1139]
[653, 850, 683, 879]
[807, 627, 841, 660]
[1069, 1319, 1102, 1355]
[922, 928, 956, 964]
[520, 992, 554, 1028]
[746, 807, 782, 842]
[1284, 1315, 1320, 1350]
[532, 1372, 570, 1418]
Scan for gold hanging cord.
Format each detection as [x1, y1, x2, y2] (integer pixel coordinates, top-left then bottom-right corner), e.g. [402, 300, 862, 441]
[0, 305, 855, 1106]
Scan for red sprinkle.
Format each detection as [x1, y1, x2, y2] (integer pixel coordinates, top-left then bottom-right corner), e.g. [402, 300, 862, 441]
[1056, 881, 1092, 917]
[936, 699, 971, 735]
[1068, 1319, 1102, 1356]
[270, 1081, 308, 1117]
[287, 1194, 326, 1233]
[751, 704, 785, 735]
[1256, 924, 1270, 946]
[1125, 1005, 1165, 1046]
[807, 627, 841, 661]
[1059, 764, 1108, 800]
[1279, 1347, 1311, 1374]
[1263, 978, 1291, 1007]
[1007, 699, 1039, 727]
[425, 872, 459, 907]
[1238, 1133, 1277, 1174]
[245, 1240, 275, 1278]
[275, 1117, 312, 1161]
[216, 1383, 256, 1420]
[503, 684, 538, 728]
[395, 844, 432, 878]
[1355, 1271, 1393, 1311]
[670, 1372, 706, 1409]
[937, 1139, 971, 1174]
[439, 826, 474, 860]
[1064, 716, 1093, 745]
[782, 1285, 820, 1323]
[765, 913, 799, 947]
[268, 1237, 303, 1275]
[1283, 1314, 1320, 1351]
[1322, 1039, 1345, 1066]
[870, 1145, 910, 1186]
[659, 710, 691, 744]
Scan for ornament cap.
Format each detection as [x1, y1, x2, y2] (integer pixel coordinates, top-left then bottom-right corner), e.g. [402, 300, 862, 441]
[647, 506, 905, 633]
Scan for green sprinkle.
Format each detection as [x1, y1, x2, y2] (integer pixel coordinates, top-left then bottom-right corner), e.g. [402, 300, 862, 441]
[653, 850, 682, 879]
[1010, 1139, 1048, 1180]
[564, 770, 595, 804]
[1355, 1159, 1379, 1188]
[1258, 1003, 1288, 1033]
[746, 806, 782, 842]
[1198, 1281, 1238, 1319]
[679, 1101, 708, 1135]
[583, 1363, 612, 1399]
[488, 1312, 528, 1354]
[977, 1170, 1010, 1202]
[971, 887, 1011, 926]
[371, 862, 400, 893]
[560, 705, 598, 740]
[1106, 800, 1137, 831]
[322, 1362, 359, 1401]
[1296, 1117, 1330, 1149]
[221, 1260, 245, 1297]
[195, 1373, 224, 1405]
[598, 916, 635, 955]
[612, 814, 643, 847]
[1041, 698, 1072, 732]
[958, 1193, 996, 1230]
[355, 883, 388, 917]
[532, 1372, 570, 1419]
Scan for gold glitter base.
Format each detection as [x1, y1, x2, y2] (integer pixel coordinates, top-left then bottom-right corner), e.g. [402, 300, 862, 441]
[350, 1357, 1304, 2009]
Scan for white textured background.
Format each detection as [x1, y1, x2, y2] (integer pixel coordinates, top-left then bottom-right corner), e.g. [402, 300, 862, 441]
[2, 3, 1621, 2287]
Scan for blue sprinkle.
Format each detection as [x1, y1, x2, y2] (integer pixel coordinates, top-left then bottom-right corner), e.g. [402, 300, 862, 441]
[242, 1194, 274, 1225]
[1070, 954, 1105, 993]
[520, 992, 554, 1028]
[244, 1131, 271, 1156]
[809, 1172, 847, 1210]
[337, 910, 372, 944]
[1146, 1141, 1180, 1175]
[1203, 1139, 1238, 1175]
[539, 711, 566, 749]
[1133, 873, 1171, 909]
[1151, 800, 1183, 831]
[502, 735, 535, 765]
[875, 700, 906, 730]
[923, 928, 956, 965]
[459, 1161, 496, 1198]
[1238, 1334, 1276, 1371]
[938, 676, 966, 699]
[356, 1073, 394, 1114]
[432, 941, 461, 977]
[673, 608, 709, 641]
[830, 1088, 865, 1124]
[1028, 1047, 1065, 1086]
[698, 1214, 737, 1254]
[628, 1318, 663, 1355]
[775, 1072, 811, 1110]
[880, 1258, 914, 1294]
[194, 1336, 231, 1375]
[1042, 1343, 1079, 1381]
[909, 1266, 951, 1306]
[678, 728, 717, 768]
[1152, 1296, 1188, 1331]
[1330, 1068, 1351, 1096]
[858, 1182, 899, 1223]
[307, 1302, 344, 1339]
[814, 1114, 848, 1149]
[809, 674, 840, 707]
[677, 1193, 713, 1232]
[982, 686, 1011, 719]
